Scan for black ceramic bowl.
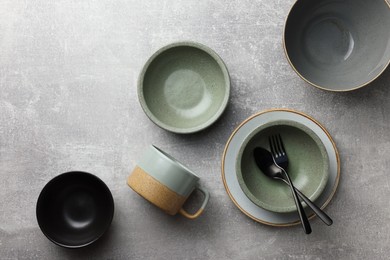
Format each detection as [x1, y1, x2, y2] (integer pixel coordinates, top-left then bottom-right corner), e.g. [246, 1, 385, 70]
[36, 171, 114, 248]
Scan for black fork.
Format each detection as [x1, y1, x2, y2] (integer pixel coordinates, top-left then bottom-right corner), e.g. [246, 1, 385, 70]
[269, 134, 289, 170]
[269, 135, 312, 234]
[269, 134, 333, 226]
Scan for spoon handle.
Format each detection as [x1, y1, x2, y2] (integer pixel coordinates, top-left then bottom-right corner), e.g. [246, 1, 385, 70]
[293, 186, 333, 226]
[282, 169, 312, 234]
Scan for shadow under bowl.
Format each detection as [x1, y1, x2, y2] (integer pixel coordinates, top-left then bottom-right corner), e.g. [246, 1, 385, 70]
[236, 120, 329, 213]
[138, 41, 230, 134]
[36, 171, 114, 248]
[284, 0, 390, 91]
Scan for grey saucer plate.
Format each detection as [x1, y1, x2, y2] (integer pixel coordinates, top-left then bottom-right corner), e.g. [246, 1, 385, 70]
[138, 41, 230, 134]
[222, 109, 340, 226]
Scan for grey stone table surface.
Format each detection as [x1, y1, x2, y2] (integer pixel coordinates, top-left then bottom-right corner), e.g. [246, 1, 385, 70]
[1, 0, 390, 259]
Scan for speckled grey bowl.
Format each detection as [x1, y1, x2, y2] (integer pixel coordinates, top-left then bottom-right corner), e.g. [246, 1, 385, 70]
[138, 42, 230, 134]
[236, 120, 329, 213]
[284, 0, 390, 91]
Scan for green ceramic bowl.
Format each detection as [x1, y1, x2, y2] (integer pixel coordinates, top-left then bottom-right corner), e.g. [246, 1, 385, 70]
[284, 0, 390, 91]
[236, 120, 329, 213]
[138, 42, 230, 134]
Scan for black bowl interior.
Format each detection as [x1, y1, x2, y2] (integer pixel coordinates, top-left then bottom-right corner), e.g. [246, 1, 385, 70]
[36, 172, 114, 248]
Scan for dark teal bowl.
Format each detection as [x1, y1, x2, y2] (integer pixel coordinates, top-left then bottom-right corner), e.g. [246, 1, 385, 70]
[284, 0, 390, 91]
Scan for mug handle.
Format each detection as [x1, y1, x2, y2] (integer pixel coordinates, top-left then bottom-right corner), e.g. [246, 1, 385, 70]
[179, 184, 210, 219]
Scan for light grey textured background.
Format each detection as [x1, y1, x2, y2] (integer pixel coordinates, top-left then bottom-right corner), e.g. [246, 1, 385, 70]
[1, 0, 390, 259]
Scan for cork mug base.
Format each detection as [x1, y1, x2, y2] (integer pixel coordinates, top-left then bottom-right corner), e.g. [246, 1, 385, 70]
[127, 166, 187, 215]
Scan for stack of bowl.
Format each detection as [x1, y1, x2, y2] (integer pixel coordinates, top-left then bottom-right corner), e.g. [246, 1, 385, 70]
[222, 109, 341, 226]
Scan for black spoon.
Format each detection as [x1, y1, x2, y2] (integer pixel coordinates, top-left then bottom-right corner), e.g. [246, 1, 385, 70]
[254, 147, 312, 234]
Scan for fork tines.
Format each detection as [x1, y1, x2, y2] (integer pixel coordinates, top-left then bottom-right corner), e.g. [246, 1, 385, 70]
[269, 134, 286, 158]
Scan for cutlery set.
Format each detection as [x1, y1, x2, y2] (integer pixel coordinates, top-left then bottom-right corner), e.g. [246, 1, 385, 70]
[254, 135, 333, 234]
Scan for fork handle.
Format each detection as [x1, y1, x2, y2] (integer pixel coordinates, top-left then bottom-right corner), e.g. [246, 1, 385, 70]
[282, 169, 312, 234]
[293, 187, 333, 226]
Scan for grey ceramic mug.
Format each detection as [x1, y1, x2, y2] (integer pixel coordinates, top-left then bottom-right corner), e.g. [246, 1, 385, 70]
[127, 145, 210, 219]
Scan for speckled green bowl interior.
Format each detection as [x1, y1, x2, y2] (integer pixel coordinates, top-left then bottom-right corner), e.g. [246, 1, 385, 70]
[138, 42, 230, 134]
[284, 0, 390, 91]
[236, 120, 329, 213]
